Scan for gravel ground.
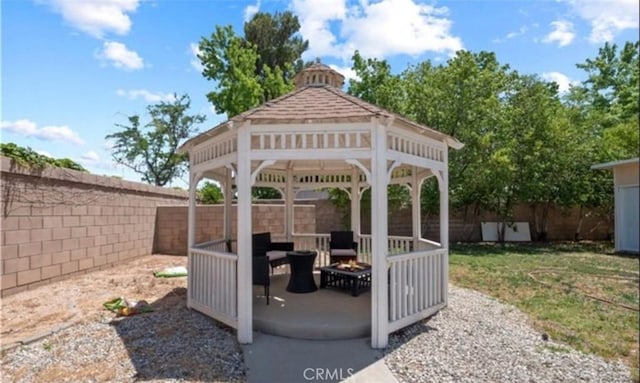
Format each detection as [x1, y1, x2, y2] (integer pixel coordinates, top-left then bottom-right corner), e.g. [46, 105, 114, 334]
[1, 294, 245, 383]
[1, 255, 631, 382]
[384, 286, 632, 383]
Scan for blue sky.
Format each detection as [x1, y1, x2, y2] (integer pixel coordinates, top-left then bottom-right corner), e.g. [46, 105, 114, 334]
[2, 0, 638, 186]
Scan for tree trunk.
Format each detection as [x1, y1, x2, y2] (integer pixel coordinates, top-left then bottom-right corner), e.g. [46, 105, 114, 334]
[574, 205, 584, 241]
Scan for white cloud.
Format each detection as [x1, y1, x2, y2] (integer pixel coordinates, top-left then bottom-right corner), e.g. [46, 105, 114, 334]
[77, 149, 123, 171]
[493, 26, 528, 43]
[292, 0, 347, 59]
[542, 20, 575, 47]
[189, 42, 204, 73]
[116, 89, 175, 103]
[292, 0, 462, 60]
[328, 64, 359, 85]
[1, 119, 85, 145]
[566, 0, 639, 43]
[36, 150, 53, 158]
[244, 0, 261, 22]
[97, 41, 144, 70]
[43, 0, 140, 38]
[541, 71, 578, 93]
[81, 150, 100, 161]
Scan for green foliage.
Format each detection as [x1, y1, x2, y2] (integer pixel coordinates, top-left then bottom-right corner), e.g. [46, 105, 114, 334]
[106, 94, 205, 187]
[198, 181, 223, 204]
[244, 11, 308, 82]
[342, 41, 638, 240]
[252, 187, 281, 200]
[198, 11, 307, 117]
[0, 142, 87, 172]
[575, 41, 639, 123]
[199, 25, 263, 118]
[348, 51, 406, 113]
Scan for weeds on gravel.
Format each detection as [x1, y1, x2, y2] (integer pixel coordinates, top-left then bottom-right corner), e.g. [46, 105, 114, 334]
[449, 242, 639, 381]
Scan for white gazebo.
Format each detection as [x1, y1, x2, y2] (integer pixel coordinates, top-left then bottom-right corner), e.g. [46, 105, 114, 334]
[178, 63, 463, 348]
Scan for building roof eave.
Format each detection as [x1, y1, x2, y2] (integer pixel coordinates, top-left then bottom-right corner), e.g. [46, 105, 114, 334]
[591, 157, 639, 170]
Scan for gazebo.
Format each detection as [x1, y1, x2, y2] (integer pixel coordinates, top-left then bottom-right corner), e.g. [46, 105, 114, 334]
[178, 63, 463, 348]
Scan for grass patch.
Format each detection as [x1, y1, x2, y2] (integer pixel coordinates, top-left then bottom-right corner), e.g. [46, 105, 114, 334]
[449, 242, 639, 381]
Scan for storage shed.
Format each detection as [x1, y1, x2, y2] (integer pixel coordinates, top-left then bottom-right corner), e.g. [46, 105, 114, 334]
[592, 158, 639, 253]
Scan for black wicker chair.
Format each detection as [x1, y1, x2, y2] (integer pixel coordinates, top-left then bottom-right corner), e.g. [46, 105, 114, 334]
[252, 232, 294, 273]
[252, 255, 270, 304]
[329, 230, 358, 264]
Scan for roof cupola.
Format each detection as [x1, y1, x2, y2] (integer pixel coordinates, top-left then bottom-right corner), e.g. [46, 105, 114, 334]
[293, 58, 345, 89]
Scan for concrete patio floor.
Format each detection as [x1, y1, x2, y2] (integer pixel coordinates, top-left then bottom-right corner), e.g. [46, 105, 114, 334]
[252, 272, 371, 340]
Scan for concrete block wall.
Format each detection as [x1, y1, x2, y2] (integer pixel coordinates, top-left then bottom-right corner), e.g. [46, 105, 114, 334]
[0, 157, 188, 296]
[154, 204, 316, 255]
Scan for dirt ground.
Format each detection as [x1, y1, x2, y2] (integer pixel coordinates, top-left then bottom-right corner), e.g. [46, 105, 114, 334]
[0, 254, 188, 348]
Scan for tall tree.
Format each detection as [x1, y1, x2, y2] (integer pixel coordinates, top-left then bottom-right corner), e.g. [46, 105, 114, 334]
[348, 51, 406, 114]
[403, 51, 512, 221]
[199, 25, 263, 118]
[575, 41, 639, 122]
[244, 11, 308, 82]
[106, 94, 206, 186]
[198, 11, 308, 117]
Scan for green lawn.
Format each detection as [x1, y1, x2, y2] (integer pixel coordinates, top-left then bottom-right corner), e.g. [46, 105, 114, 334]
[449, 242, 639, 380]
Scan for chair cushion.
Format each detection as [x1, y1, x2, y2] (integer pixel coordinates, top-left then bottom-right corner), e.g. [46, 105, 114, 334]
[266, 250, 287, 260]
[330, 249, 357, 256]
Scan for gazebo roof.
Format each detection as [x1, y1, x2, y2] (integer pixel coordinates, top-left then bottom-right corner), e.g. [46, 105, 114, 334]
[180, 66, 462, 153]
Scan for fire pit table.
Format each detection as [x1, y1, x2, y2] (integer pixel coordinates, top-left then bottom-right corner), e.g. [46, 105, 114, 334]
[319, 262, 371, 297]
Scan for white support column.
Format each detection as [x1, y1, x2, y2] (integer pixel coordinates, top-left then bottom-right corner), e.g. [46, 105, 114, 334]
[439, 146, 449, 306]
[224, 167, 233, 243]
[285, 167, 294, 242]
[411, 166, 421, 249]
[187, 171, 201, 309]
[371, 121, 389, 348]
[236, 123, 253, 344]
[350, 166, 360, 237]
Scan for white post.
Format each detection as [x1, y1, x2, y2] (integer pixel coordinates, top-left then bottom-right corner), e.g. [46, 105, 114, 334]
[236, 123, 253, 344]
[285, 167, 294, 242]
[350, 166, 360, 237]
[371, 120, 389, 348]
[411, 166, 421, 250]
[224, 167, 233, 244]
[439, 146, 449, 306]
[187, 171, 200, 309]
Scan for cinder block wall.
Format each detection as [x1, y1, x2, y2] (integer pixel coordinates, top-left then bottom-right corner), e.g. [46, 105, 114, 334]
[154, 204, 316, 255]
[0, 157, 188, 296]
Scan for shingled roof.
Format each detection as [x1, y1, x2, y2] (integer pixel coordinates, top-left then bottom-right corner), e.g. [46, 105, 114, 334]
[180, 64, 462, 151]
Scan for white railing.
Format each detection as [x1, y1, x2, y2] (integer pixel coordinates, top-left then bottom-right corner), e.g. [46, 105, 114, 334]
[358, 234, 414, 262]
[388, 132, 443, 163]
[291, 233, 418, 266]
[194, 239, 230, 253]
[291, 233, 331, 267]
[192, 136, 237, 167]
[189, 242, 238, 329]
[252, 130, 371, 151]
[387, 249, 447, 333]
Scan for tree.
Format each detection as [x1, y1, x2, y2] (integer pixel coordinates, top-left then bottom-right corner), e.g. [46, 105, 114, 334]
[106, 94, 205, 187]
[244, 11, 308, 83]
[198, 11, 308, 117]
[253, 187, 281, 200]
[0, 142, 87, 172]
[198, 181, 223, 204]
[348, 51, 406, 113]
[575, 41, 639, 123]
